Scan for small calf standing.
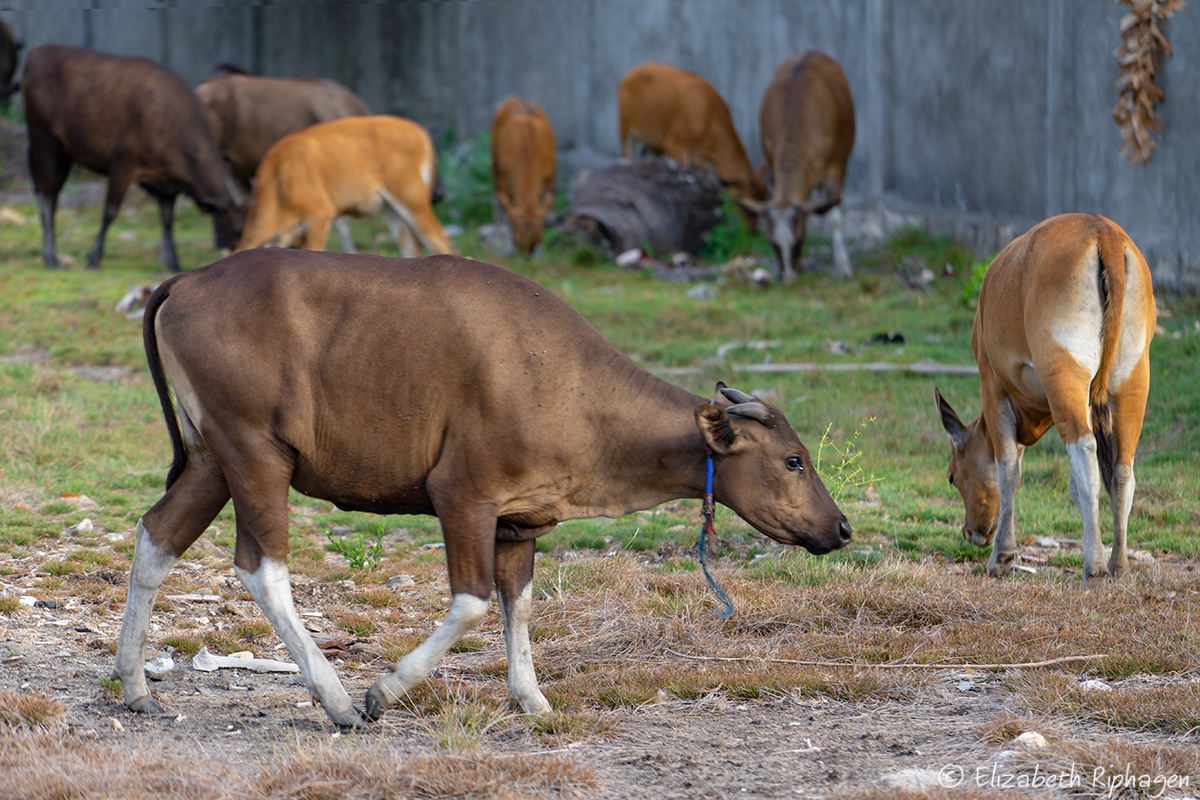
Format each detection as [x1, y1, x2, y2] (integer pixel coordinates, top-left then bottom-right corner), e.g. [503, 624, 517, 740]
[235, 115, 453, 256]
[740, 52, 855, 281]
[936, 214, 1156, 587]
[491, 97, 556, 255]
[618, 62, 766, 202]
[22, 45, 244, 272]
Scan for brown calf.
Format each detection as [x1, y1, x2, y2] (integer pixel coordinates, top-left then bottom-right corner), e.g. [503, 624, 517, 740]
[618, 62, 766, 201]
[936, 214, 1156, 587]
[739, 52, 855, 281]
[23, 45, 244, 272]
[116, 250, 851, 728]
[235, 115, 453, 256]
[491, 97, 556, 255]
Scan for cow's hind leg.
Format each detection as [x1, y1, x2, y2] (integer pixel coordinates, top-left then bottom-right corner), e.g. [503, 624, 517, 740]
[224, 459, 362, 728]
[115, 453, 230, 715]
[1106, 363, 1150, 580]
[1065, 433, 1106, 587]
[365, 501, 492, 721]
[496, 538, 551, 715]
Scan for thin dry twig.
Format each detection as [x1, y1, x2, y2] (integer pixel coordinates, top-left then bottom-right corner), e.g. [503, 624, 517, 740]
[664, 647, 1106, 670]
[1113, 0, 1186, 165]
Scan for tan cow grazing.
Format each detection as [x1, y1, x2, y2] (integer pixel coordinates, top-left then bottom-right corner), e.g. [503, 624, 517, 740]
[618, 62, 766, 202]
[116, 249, 851, 728]
[739, 52, 855, 281]
[235, 115, 453, 256]
[936, 214, 1156, 588]
[491, 97, 557, 255]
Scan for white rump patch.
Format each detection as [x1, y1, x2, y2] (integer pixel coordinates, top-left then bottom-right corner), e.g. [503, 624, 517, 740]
[1111, 246, 1148, 391]
[1050, 246, 1103, 377]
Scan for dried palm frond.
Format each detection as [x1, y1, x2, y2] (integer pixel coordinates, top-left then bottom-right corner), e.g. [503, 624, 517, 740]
[1113, 0, 1186, 165]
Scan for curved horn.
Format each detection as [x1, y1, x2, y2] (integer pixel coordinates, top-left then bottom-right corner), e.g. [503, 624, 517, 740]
[725, 402, 771, 422]
[719, 386, 756, 404]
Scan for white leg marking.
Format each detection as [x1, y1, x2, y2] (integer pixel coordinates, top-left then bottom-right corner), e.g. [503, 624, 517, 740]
[1066, 435, 1106, 587]
[236, 558, 357, 722]
[499, 581, 551, 715]
[379, 189, 435, 255]
[988, 399, 1022, 577]
[369, 594, 488, 709]
[829, 206, 853, 279]
[333, 216, 357, 254]
[116, 519, 177, 709]
[1108, 463, 1134, 577]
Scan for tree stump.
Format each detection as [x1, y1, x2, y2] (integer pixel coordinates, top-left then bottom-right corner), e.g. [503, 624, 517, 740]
[559, 158, 723, 259]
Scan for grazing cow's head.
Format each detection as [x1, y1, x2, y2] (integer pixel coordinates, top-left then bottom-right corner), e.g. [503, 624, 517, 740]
[500, 191, 555, 254]
[696, 384, 851, 555]
[935, 388, 999, 547]
[737, 200, 806, 281]
[206, 178, 248, 253]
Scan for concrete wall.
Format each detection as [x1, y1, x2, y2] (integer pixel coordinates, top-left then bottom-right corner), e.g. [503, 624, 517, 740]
[5, 0, 1198, 287]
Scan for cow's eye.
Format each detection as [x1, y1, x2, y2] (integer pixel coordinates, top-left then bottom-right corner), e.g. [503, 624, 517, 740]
[786, 455, 804, 472]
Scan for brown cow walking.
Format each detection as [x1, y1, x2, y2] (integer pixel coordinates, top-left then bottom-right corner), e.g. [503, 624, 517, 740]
[936, 214, 1156, 587]
[116, 250, 851, 727]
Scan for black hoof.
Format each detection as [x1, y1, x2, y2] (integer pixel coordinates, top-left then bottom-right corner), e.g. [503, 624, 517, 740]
[364, 691, 388, 722]
[128, 696, 166, 715]
[328, 706, 369, 730]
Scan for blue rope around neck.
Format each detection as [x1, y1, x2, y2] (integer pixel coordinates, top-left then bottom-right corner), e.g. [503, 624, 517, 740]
[699, 448, 735, 619]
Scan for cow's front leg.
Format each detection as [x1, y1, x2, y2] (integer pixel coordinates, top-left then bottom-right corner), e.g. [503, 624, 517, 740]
[1066, 433, 1106, 588]
[496, 538, 551, 715]
[365, 501, 493, 721]
[988, 408, 1023, 578]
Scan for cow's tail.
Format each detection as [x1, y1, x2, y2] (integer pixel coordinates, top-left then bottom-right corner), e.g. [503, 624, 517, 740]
[1090, 225, 1127, 499]
[143, 279, 188, 491]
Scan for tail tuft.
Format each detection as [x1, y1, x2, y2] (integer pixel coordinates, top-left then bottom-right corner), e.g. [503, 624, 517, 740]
[1092, 401, 1116, 499]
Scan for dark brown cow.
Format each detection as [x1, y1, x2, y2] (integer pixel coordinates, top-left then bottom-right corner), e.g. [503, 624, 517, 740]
[116, 250, 852, 728]
[739, 52, 856, 281]
[23, 45, 244, 272]
[0, 19, 21, 109]
[194, 66, 372, 192]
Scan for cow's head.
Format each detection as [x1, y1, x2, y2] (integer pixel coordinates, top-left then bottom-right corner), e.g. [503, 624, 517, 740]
[500, 191, 555, 255]
[935, 388, 999, 546]
[696, 383, 851, 555]
[206, 177, 248, 254]
[737, 200, 806, 282]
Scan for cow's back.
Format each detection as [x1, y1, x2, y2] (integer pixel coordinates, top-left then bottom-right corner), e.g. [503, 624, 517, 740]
[23, 44, 210, 174]
[155, 251, 642, 513]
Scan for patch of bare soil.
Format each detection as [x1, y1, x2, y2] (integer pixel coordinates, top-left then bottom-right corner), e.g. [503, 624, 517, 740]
[2, 545, 1199, 798]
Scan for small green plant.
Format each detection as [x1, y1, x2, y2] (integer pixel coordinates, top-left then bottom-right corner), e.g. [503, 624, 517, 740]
[815, 417, 882, 503]
[436, 129, 494, 226]
[0, 597, 19, 616]
[699, 193, 772, 263]
[97, 676, 122, 699]
[325, 525, 385, 573]
[961, 258, 991, 307]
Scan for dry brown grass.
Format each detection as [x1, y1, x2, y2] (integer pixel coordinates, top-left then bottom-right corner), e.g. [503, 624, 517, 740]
[0, 729, 594, 800]
[0, 690, 65, 730]
[1013, 672, 1200, 733]
[1006, 737, 1200, 799]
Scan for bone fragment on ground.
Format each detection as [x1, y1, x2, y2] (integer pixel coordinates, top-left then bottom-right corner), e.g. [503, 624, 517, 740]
[191, 646, 299, 673]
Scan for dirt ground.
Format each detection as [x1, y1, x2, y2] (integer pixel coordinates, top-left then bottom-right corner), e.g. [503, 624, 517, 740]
[3, 542, 1197, 800]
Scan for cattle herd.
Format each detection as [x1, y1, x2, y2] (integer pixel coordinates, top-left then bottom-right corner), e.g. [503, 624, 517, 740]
[5, 33, 1157, 730]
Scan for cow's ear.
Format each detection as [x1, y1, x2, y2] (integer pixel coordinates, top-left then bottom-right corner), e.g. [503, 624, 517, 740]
[935, 388, 970, 448]
[696, 404, 739, 455]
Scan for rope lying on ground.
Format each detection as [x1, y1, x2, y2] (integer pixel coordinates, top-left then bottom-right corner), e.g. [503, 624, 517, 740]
[664, 648, 1106, 670]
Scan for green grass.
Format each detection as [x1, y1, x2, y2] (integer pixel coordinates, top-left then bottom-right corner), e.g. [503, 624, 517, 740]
[1, 188, 1198, 573]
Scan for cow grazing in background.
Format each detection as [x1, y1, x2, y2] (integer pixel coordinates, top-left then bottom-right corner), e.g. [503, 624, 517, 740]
[618, 62, 766, 202]
[194, 65, 372, 192]
[23, 45, 244, 272]
[0, 19, 21, 109]
[235, 116, 453, 256]
[740, 52, 855, 281]
[491, 97, 556, 255]
[116, 249, 852, 727]
[936, 214, 1156, 588]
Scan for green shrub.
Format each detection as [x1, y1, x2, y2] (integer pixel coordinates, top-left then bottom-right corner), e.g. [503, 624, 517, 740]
[436, 129, 494, 226]
[699, 194, 772, 263]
